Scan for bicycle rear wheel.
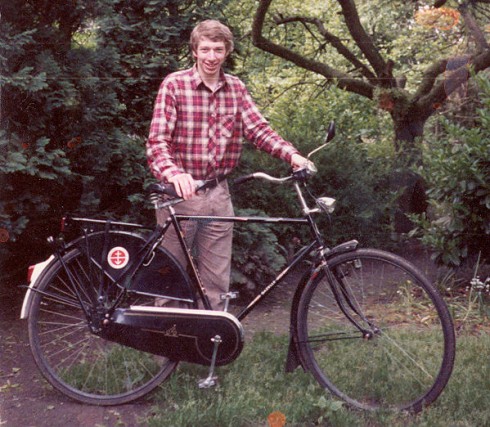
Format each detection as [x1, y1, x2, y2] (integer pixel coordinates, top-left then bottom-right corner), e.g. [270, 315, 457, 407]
[296, 248, 455, 412]
[28, 246, 180, 405]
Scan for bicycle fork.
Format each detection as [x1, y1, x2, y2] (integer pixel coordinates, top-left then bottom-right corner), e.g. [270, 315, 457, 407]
[320, 260, 380, 339]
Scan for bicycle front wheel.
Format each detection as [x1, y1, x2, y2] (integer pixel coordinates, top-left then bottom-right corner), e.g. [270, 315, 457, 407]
[28, 247, 180, 406]
[297, 248, 455, 412]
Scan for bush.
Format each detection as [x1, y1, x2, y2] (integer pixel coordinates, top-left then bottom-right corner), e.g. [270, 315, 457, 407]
[230, 208, 287, 299]
[411, 74, 490, 267]
[0, 0, 225, 286]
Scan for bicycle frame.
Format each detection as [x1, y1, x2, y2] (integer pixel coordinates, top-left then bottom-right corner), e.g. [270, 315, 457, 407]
[22, 120, 456, 411]
[21, 178, 357, 328]
[167, 208, 318, 317]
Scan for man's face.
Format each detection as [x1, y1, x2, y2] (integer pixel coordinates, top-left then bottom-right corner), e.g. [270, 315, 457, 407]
[193, 37, 227, 80]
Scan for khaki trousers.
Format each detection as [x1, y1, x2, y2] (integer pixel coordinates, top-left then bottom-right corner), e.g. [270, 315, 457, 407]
[156, 180, 234, 309]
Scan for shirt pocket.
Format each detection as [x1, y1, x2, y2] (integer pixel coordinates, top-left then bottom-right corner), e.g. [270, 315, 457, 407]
[219, 114, 236, 138]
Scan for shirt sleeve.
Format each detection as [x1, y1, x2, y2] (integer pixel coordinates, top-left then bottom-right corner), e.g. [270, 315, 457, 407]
[146, 79, 185, 182]
[240, 84, 300, 163]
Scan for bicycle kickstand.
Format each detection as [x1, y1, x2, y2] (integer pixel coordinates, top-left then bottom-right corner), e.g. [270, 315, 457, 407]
[198, 335, 222, 389]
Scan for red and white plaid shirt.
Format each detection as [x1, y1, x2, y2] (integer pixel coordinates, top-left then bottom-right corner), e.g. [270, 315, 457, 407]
[147, 66, 299, 182]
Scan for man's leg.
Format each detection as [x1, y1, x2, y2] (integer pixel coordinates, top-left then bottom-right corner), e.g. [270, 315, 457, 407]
[195, 184, 234, 309]
[155, 202, 198, 307]
[156, 206, 198, 270]
[155, 180, 234, 309]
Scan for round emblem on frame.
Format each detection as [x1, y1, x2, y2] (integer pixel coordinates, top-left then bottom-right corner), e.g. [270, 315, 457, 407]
[107, 246, 130, 269]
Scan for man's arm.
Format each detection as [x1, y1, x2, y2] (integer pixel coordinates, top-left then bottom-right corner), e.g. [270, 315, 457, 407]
[146, 80, 185, 183]
[240, 84, 307, 167]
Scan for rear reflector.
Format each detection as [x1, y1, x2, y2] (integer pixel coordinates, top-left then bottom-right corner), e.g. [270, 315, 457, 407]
[27, 265, 35, 283]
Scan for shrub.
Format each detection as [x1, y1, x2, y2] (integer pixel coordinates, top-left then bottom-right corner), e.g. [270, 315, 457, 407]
[411, 75, 490, 267]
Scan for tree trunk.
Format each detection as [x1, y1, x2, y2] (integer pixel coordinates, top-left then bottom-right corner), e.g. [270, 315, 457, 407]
[390, 112, 429, 234]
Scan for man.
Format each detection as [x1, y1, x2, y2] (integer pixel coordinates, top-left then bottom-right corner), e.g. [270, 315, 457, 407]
[147, 20, 308, 309]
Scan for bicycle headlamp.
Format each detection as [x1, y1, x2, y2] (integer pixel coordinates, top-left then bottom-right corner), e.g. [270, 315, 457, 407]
[316, 197, 336, 214]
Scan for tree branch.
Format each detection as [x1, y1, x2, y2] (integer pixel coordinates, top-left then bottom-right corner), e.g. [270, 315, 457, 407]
[252, 0, 374, 98]
[417, 48, 490, 115]
[337, 0, 392, 86]
[459, 2, 489, 51]
[412, 59, 449, 103]
[413, 1, 489, 108]
[273, 15, 377, 82]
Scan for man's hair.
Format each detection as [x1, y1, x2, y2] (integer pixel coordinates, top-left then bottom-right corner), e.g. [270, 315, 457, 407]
[190, 20, 234, 55]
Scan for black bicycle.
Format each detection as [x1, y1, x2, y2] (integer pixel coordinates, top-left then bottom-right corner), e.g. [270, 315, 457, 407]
[22, 123, 455, 412]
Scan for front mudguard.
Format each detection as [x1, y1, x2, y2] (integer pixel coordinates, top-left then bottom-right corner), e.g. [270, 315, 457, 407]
[285, 240, 358, 373]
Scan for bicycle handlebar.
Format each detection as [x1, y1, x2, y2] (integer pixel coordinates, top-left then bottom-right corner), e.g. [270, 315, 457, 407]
[148, 162, 317, 204]
[232, 172, 292, 186]
[233, 161, 317, 186]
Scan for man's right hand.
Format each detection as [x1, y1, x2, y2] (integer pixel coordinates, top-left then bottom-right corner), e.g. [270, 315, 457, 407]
[168, 173, 195, 200]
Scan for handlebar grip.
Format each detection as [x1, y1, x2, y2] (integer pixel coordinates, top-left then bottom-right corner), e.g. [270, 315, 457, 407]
[147, 183, 179, 198]
[232, 174, 256, 186]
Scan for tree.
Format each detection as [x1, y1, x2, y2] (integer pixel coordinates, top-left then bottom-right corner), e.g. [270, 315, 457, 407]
[250, 0, 490, 230]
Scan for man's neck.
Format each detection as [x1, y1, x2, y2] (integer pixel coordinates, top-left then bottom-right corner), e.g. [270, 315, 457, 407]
[203, 77, 219, 91]
[196, 66, 220, 91]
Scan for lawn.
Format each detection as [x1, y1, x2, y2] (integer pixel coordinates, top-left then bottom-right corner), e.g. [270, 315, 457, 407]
[145, 328, 489, 427]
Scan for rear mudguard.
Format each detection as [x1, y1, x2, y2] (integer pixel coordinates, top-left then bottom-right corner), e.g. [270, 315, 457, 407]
[20, 255, 55, 319]
[285, 240, 358, 373]
[20, 230, 194, 319]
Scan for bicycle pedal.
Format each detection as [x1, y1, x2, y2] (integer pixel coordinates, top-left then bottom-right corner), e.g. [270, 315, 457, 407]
[220, 292, 239, 312]
[220, 292, 239, 300]
[198, 376, 218, 389]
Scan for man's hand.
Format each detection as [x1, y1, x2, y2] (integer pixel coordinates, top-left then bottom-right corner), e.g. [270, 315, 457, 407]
[168, 173, 195, 200]
[290, 153, 310, 170]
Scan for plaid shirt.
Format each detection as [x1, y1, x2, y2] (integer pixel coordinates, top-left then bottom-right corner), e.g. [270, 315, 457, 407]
[147, 66, 299, 182]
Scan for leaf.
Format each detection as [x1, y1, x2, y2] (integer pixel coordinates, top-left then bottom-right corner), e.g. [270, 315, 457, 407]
[0, 380, 20, 392]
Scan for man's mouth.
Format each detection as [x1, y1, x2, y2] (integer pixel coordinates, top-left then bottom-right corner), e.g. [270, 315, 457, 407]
[204, 62, 219, 71]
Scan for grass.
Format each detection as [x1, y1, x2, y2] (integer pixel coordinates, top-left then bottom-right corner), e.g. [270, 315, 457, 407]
[145, 329, 490, 427]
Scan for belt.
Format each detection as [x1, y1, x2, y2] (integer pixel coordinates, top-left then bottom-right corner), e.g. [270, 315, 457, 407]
[199, 174, 227, 191]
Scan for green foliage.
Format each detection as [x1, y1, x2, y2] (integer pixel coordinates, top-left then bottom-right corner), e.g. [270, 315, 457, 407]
[231, 208, 287, 297]
[411, 75, 490, 267]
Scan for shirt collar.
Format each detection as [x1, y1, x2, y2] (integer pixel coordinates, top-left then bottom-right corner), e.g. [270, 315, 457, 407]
[190, 65, 228, 91]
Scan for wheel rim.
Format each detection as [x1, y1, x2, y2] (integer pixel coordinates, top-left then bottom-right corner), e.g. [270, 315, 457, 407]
[28, 249, 177, 405]
[299, 250, 454, 412]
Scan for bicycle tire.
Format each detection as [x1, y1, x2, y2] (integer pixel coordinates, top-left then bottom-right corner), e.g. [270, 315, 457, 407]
[296, 248, 455, 412]
[28, 233, 188, 405]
